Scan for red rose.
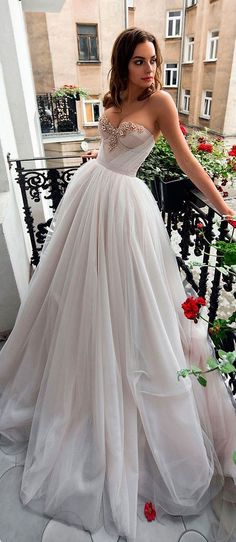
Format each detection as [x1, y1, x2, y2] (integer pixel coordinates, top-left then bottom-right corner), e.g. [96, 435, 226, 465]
[144, 502, 156, 522]
[227, 219, 236, 228]
[180, 123, 187, 136]
[197, 143, 213, 153]
[196, 297, 206, 307]
[181, 296, 206, 320]
[196, 222, 203, 229]
[228, 148, 236, 157]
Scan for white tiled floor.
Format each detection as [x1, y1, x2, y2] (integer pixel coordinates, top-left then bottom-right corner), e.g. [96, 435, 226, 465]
[0, 447, 228, 542]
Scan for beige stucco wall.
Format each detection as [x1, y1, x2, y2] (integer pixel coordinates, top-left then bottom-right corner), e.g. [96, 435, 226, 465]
[26, 0, 236, 142]
[25, 12, 54, 93]
[180, 0, 236, 136]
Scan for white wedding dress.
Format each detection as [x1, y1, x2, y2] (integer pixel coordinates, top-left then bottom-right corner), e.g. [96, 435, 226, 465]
[0, 112, 235, 541]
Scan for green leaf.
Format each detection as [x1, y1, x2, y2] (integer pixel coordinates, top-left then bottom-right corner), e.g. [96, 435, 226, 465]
[228, 312, 236, 324]
[219, 363, 235, 374]
[177, 368, 191, 380]
[233, 451, 236, 465]
[218, 349, 228, 359]
[207, 358, 219, 370]
[191, 365, 202, 375]
[226, 352, 236, 363]
[217, 266, 229, 276]
[197, 375, 207, 387]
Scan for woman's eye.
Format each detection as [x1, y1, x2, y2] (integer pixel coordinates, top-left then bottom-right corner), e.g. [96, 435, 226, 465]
[135, 60, 143, 65]
[151, 58, 157, 64]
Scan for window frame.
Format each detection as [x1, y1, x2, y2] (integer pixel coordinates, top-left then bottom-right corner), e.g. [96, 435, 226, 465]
[184, 36, 194, 63]
[201, 90, 212, 119]
[164, 63, 179, 87]
[186, 0, 197, 7]
[166, 10, 182, 38]
[77, 23, 99, 62]
[181, 89, 191, 113]
[82, 98, 102, 126]
[206, 29, 219, 61]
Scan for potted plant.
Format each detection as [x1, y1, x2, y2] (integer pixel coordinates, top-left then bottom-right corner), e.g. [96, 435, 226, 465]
[52, 85, 88, 101]
[138, 124, 236, 212]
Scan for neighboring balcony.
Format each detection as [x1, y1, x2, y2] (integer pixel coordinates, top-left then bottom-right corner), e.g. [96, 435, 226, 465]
[36, 93, 85, 143]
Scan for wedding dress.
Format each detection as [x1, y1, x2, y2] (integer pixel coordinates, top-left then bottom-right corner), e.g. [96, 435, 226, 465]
[0, 112, 235, 541]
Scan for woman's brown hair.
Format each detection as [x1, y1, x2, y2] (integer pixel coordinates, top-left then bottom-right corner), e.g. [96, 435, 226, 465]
[103, 27, 162, 109]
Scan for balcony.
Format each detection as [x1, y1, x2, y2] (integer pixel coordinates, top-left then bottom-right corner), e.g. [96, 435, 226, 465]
[36, 93, 85, 144]
[8, 154, 236, 386]
[22, 0, 66, 12]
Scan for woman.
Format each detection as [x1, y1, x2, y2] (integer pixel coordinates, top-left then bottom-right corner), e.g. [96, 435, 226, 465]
[0, 27, 235, 541]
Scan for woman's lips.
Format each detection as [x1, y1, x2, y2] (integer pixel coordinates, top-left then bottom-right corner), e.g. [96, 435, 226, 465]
[141, 77, 153, 81]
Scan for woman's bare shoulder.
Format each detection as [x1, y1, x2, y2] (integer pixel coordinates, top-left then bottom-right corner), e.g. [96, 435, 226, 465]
[149, 89, 176, 110]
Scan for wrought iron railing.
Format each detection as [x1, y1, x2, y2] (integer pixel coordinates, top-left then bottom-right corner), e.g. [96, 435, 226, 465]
[8, 155, 236, 395]
[36, 93, 79, 134]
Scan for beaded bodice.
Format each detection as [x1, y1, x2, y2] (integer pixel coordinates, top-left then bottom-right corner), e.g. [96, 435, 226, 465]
[97, 113, 155, 177]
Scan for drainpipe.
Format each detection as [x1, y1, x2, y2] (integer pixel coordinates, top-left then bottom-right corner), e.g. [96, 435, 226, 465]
[124, 0, 128, 29]
[177, 0, 186, 111]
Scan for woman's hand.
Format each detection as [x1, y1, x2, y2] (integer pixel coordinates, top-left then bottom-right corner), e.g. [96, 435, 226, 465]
[82, 150, 98, 160]
[224, 208, 236, 228]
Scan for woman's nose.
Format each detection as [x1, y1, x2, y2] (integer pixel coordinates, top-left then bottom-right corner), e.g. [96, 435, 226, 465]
[144, 61, 152, 73]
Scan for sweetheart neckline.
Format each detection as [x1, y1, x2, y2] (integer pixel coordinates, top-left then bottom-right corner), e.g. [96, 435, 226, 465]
[100, 112, 155, 142]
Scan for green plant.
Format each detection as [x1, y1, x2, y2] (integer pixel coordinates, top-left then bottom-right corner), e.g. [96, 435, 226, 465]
[138, 124, 236, 194]
[138, 135, 186, 188]
[52, 85, 88, 100]
[187, 129, 236, 185]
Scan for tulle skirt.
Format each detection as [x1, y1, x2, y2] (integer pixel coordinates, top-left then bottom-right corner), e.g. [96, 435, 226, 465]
[0, 159, 235, 540]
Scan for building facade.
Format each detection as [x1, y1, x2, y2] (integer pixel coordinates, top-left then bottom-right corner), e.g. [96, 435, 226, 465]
[26, 0, 236, 150]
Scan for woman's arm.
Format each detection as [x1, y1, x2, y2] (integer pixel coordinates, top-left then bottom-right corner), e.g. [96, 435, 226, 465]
[82, 149, 98, 159]
[152, 91, 235, 219]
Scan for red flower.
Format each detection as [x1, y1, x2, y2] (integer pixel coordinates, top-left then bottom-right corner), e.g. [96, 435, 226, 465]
[227, 219, 236, 228]
[182, 296, 206, 321]
[197, 143, 213, 153]
[228, 148, 236, 157]
[196, 222, 203, 229]
[179, 123, 187, 136]
[144, 502, 156, 522]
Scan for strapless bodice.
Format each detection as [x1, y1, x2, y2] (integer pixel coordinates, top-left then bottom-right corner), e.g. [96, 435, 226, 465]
[97, 113, 155, 176]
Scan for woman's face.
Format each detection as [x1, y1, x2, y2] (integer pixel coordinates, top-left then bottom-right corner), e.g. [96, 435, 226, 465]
[127, 40, 156, 90]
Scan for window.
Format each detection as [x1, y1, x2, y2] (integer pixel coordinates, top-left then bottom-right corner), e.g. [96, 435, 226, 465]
[206, 30, 219, 61]
[201, 90, 212, 118]
[166, 11, 182, 37]
[184, 36, 194, 62]
[182, 89, 190, 113]
[77, 24, 99, 62]
[164, 64, 178, 86]
[186, 0, 197, 7]
[83, 98, 101, 125]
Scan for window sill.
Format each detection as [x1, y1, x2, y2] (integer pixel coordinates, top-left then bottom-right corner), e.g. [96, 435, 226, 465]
[199, 115, 210, 120]
[83, 123, 99, 127]
[163, 85, 178, 89]
[77, 60, 101, 65]
[186, 4, 197, 10]
[165, 36, 182, 40]
[182, 61, 193, 66]
[179, 110, 189, 115]
[204, 59, 217, 64]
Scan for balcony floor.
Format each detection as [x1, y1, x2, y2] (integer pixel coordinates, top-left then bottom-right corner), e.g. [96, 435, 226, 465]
[0, 345, 235, 542]
[0, 443, 234, 542]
